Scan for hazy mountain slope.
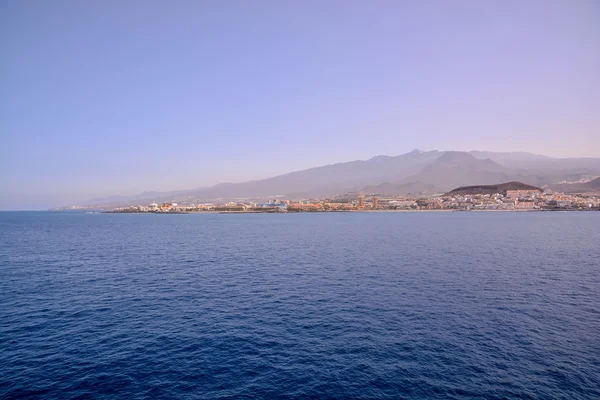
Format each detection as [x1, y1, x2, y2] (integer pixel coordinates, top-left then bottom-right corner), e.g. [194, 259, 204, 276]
[549, 177, 600, 194]
[361, 181, 438, 195]
[470, 151, 600, 187]
[472, 152, 600, 172]
[395, 152, 516, 192]
[149, 149, 444, 201]
[470, 151, 552, 163]
[72, 150, 600, 207]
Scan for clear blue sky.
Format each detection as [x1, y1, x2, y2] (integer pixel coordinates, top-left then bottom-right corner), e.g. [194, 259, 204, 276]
[1, 0, 599, 209]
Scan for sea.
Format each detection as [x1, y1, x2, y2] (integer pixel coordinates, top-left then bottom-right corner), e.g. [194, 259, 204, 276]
[0, 211, 599, 399]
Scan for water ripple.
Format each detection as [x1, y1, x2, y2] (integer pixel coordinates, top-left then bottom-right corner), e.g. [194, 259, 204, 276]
[0, 211, 599, 399]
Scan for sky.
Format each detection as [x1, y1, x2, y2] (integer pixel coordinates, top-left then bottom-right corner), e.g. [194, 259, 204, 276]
[1, 0, 599, 209]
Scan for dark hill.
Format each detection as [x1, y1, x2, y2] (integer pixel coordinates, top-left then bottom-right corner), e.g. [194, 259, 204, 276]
[445, 181, 542, 196]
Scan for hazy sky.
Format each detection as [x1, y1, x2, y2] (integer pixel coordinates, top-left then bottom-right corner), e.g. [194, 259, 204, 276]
[1, 0, 599, 209]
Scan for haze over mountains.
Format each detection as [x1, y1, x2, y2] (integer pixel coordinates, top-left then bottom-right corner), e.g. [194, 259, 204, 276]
[77, 150, 600, 208]
[549, 177, 600, 194]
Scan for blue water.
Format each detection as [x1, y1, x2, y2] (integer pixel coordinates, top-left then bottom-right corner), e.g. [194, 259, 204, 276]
[1, 211, 599, 399]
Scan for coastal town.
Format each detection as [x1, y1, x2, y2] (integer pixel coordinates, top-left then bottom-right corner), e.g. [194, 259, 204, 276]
[108, 182, 600, 213]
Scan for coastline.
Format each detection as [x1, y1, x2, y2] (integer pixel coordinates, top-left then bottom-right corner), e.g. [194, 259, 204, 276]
[100, 208, 597, 215]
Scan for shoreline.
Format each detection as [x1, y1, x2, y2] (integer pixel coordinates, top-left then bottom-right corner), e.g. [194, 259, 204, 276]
[100, 208, 598, 215]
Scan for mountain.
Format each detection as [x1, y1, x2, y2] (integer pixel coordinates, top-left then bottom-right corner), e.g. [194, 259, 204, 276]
[129, 149, 444, 203]
[549, 177, 600, 194]
[445, 182, 542, 196]
[469, 151, 600, 187]
[472, 152, 600, 173]
[470, 151, 552, 163]
[362, 181, 437, 195]
[69, 150, 600, 208]
[392, 152, 516, 193]
[361, 152, 516, 195]
[364, 152, 600, 196]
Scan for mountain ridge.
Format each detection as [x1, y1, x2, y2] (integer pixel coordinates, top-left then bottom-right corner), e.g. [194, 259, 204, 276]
[72, 150, 600, 208]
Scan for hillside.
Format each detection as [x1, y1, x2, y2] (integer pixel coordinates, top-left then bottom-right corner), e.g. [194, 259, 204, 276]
[362, 181, 437, 195]
[81, 149, 444, 206]
[394, 152, 516, 193]
[71, 150, 600, 208]
[445, 182, 543, 196]
[549, 177, 600, 194]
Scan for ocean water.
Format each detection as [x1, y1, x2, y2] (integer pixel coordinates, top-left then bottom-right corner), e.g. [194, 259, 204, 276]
[0, 211, 599, 399]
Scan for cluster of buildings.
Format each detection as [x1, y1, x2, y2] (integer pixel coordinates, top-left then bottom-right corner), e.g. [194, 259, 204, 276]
[113, 200, 289, 213]
[382, 189, 600, 211]
[110, 188, 600, 214]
